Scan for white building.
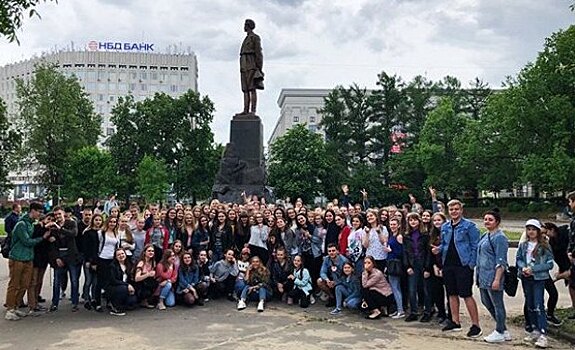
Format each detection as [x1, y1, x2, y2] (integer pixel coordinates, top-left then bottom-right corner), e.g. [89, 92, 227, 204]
[269, 88, 331, 146]
[0, 43, 198, 200]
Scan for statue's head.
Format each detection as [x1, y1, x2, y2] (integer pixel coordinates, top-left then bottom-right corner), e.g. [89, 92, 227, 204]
[244, 19, 256, 31]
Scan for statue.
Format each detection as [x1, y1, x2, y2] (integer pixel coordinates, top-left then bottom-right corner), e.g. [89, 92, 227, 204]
[239, 19, 263, 115]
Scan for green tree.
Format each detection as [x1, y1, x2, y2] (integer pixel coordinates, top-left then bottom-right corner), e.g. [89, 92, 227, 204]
[268, 124, 330, 203]
[0, 98, 21, 193]
[63, 146, 116, 203]
[0, 0, 57, 43]
[16, 62, 101, 195]
[136, 155, 169, 203]
[108, 90, 220, 202]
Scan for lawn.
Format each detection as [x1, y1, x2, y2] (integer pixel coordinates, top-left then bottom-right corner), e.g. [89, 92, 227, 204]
[0, 223, 4, 236]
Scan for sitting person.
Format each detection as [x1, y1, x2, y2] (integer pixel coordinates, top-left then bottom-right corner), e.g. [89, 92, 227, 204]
[361, 255, 393, 319]
[133, 244, 158, 308]
[177, 252, 200, 306]
[270, 247, 293, 301]
[196, 250, 211, 301]
[106, 248, 137, 316]
[331, 261, 361, 315]
[317, 243, 349, 307]
[155, 249, 178, 310]
[235, 247, 252, 298]
[237, 256, 272, 312]
[209, 249, 239, 301]
[287, 255, 313, 308]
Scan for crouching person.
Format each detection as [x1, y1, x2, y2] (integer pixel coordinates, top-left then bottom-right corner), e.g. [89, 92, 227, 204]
[106, 248, 137, 316]
[287, 255, 312, 308]
[237, 256, 272, 312]
[177, 252, 200, 306]
[331, 261, 361, 315]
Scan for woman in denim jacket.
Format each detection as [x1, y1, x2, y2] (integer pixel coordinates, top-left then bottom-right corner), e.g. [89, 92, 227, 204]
[476, 209, 510, 343]
[516, 219, 554, 349]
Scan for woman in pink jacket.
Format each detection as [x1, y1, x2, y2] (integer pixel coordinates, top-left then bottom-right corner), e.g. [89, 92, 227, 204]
[361, 255, 393, 319]
[155, 249, 177, 310]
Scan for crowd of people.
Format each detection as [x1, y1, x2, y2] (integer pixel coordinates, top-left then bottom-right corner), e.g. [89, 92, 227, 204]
[3, 187, 575, 349]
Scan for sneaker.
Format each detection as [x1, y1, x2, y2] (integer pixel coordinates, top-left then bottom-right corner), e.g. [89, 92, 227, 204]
[534, 334, 548, 348]
[27, 309, 42, 317]
[547, 314, 562, 327]
[391, 311, 405, 319]
[310, 295, 316, 305]
[330, 308, 342, 315]
[405, 313, 419, 322]
[49, 305, 58, 312]
[84, 301, 92, 311]
[442, 320, 462, 332]
[71, 305, 79, 312]
[13, 309, 28, 317]
[109, 306, 126, 316]
[257, 300, 264, 312]
[523, 331, 541, 343]
[237, 299, 246, 310]
[94, 305, 103, 313]
[33, 305, 47, 312]
[419, 313, 432, 323]
[467, 325, 482, 338]
[503, 330, 512, 341]
[4, 310, 20, 321]
[483, 330, 505, 343]
[318, 291, 329, 302]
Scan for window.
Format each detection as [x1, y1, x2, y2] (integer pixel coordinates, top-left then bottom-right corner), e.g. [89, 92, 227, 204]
[170, 85, 178, 93]
[293, 116, 299, 123]
[309, 116, 316, 123]
[109, 95, 116, 102]
[97, 71, 107, 80]
[151, 72, 158, 80]
[74, 63, 85, 68]
[98, 94, 104, 101]
[118, 72, 127, 80]
[97, 82, 107, 91]
[106, 127, 115, 136]
[130, 72, 138, 80]
[140, 83, 147, 91]
[118, 83, 128, 91]
[129, 83, 136, 92]
[86, 82, 96, 91]
[109, 72, 117, 81]
[86, 71, 96, 81]
[140, 71, 147, 80]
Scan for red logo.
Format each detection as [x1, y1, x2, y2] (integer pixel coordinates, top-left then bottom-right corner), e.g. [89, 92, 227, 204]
[87, 41, 98, 51]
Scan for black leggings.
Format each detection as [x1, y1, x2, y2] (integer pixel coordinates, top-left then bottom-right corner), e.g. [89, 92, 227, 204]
[288, 288, 310, 308]
[429, 275, 447, 318]
[362, 288, 390, 312]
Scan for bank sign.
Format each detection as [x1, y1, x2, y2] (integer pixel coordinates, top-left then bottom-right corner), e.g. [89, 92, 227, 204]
[86, 40, 155, 52]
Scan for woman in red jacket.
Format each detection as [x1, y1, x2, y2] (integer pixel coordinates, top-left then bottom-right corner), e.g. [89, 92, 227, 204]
[155, 249, 177, 310]
[145, 214, 169, 263]
[336, 213, 351, 255]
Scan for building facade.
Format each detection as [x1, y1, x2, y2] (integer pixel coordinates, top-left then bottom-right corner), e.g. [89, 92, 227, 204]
[0, 46, 198, 200]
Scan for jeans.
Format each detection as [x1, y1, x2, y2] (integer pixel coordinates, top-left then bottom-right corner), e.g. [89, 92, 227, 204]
[52, 263, 80, 307]
[234, 279, 247, 298]
[335, 284, 360, 309]
[159, 281, 175, 307]
[407, 261, 431, 315]
[240, 285, 270, 301]
[389, 275, 404, 313]
[480, 288, 507, 333]
[82, 264, 98, 302]
[522, 278, 547, 334]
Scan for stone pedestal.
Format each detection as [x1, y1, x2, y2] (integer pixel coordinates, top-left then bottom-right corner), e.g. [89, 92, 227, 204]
[211, 114, 266, 203]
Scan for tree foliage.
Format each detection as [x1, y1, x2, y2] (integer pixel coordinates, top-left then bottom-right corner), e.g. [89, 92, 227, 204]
[136, 155, 169, 204]
[63, 146, 116, 202]
[107, 90, 220, 202]
[0, 98, 21, 193]
[16, 62, 101, 194]
[0, 0, 57, 44]
[268, 124, 330, 203]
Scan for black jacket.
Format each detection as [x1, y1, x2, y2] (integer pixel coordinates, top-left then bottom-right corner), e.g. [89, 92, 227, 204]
[106, 260, 133, 289]
[48, 219, 79, 267]
[402, 230, 430, 272]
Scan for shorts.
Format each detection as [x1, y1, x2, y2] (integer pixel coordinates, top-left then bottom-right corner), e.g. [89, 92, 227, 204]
[443, 265, 474, 298]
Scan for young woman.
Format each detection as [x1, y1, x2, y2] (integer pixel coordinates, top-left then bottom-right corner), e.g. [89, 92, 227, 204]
[155, 249, 178, 310]
[427, 212, 448, 323]
[336, 213, 351, 256]
[227, 209, 239, 239]
[297, 213, 323, 297]
[237, 256, 272, 312]
[132, 217, 147, 264]
[387, 217, 405, 319]
[541, 222, 570, 327]
[421, 210, 433, 233]
[172, 240, 184, 272]
[287, 255, 312, 308]
[274, 217, 297, 258]
[177, 252, 200, 306]
[134, 244, 157, 308]
[477, 209, 510, 343]
[403, 212, 432, 322]
[106, 248, 137, 316]
[180, 212, 196, 253]
[248, 212, 270, 265]
[145, 214, 170, 263]
[235, 211, 251, 250]
[164, 208, 179, 245]
[82, 213, 104, 310]
[270, 247, 293, 301]
[331, 261, 361, 315]
[286, 207, 298, 232]
[235, 247, 252, 298]
[267, 215, 276, 230]
[209, 211, 234, 262]
[192, 206, 202, 222]
[379, 209, 390, 231]
[361, 256, 393, 319]
[274, 208, 286, 221]
[324, 209, 339, 255]
[517, 219, 554, 348]
[118, 214, 135, 257]
[192, 215, 210, 258]
[346, 215, 365, 275]
[361, 209, 389, 272]
[93, 216, 120, 312]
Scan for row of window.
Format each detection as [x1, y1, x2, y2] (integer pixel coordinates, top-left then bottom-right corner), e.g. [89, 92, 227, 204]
[293, 115, 316, 123]
[60, 63, 189, 71]
[63, 70, 189, 83]
[83, 81, 184, 93]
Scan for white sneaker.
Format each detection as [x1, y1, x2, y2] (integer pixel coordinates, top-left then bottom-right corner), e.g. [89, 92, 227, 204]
[257, 300, 264, 312]
[319, 292, 329, 302]
[503, 330, 512, 341]
[13, 309, 28, 317]
[534, 335, 548, 348]
[237, 299, 246, 310]
[391, 311, 405, 319]
[5, 310, 20, 321]
[484, 330, 505, 343]
[524, 331, 540, 343]
[310, 295, 316, 305]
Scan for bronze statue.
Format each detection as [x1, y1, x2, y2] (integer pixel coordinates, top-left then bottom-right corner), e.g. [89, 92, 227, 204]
[239, 19, 263, 115]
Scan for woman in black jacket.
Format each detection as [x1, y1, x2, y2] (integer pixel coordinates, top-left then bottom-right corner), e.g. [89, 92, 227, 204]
[106, 248, 137, 316]
[209, 211, 234, 262]
[81, 214, 104, 310]
[403, 212, 432, 323]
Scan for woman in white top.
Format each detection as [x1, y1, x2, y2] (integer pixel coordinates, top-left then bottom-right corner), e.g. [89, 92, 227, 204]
[94, 216, 119, 311]
[117, 214, 135, 257]
[248, 212, 270, 265]
[362, 209, 390, 272]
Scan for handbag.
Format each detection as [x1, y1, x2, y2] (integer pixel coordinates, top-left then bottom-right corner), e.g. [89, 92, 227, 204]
[486, 234, 518, 296]
[386, 258, 403, 276]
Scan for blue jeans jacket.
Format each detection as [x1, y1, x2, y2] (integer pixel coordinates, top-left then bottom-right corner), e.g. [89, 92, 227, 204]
[516, 241, 554, 281]
[476, 230, 508, 290]
[440, 218, 480, 268]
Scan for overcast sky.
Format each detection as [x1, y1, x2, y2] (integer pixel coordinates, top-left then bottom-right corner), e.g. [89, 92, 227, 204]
[0, 0, 573, 145]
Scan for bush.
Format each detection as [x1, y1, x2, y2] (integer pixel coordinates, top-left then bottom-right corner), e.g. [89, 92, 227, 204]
[507, 202, 523, 212]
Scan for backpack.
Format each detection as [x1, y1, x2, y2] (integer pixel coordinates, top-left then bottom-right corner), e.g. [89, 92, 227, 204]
[1, 234, 12, 259]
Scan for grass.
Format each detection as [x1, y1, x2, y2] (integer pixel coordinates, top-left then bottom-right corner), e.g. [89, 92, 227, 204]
[512, 308, 575, 342]
[0, 223, 4, 236]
